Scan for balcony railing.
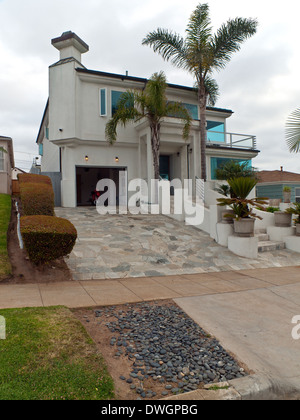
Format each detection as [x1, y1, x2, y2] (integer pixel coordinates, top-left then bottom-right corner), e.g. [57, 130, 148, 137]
[206, 131, 257, 150]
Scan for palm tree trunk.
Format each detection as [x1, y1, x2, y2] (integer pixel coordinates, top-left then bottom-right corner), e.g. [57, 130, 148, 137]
[150, 122, 161, 180]
[198, 82, 208, 182]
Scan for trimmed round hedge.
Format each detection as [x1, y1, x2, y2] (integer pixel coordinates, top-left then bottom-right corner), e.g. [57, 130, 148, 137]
[20, 182, 55, 216]
[21, 216, 77, 264]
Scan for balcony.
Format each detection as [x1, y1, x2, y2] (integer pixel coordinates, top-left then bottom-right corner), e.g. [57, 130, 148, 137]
[206, 131, 257, 151]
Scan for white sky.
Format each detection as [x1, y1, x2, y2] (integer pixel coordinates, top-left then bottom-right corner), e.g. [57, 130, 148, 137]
[0, 0, 300, 172]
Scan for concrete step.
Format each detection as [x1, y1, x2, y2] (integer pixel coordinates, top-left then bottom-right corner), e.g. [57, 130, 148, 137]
[256, 233, 270, 241]
[258, 240, 286, 253]
[255, 228, 267, 234]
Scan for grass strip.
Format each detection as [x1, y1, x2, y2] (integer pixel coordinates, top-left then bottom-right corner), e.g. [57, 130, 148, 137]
[0, 306, 115, 400]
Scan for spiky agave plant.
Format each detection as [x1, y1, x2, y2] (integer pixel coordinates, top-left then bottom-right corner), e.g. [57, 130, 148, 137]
[286, 202, 300, 225]
[217, 177, 268, 220]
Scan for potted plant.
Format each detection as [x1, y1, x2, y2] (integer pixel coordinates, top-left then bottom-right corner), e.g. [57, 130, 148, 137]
[274, 210, 292, 227]
[286, 203, 300, 236]
[217, 177, 268, 237]
[283, 186, 292, 203]
[215, 184, 234, 223]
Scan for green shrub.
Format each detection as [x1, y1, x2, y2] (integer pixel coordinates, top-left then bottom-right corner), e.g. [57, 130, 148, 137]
[266, 206, 280, 213]
[20, 182, 54, 216]
[18, 173, 52, 186]
[20, 216, 77, 264]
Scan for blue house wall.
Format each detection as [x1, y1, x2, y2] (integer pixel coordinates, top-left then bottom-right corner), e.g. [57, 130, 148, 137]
[256, 184, 300, 202]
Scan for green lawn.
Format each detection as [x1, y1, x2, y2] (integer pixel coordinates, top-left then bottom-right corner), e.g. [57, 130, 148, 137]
[0, 194, 11, 280]
[0, 306, 115, 400]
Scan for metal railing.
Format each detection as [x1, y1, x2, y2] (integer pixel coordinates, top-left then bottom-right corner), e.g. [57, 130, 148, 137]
[206, 131, 257, 150]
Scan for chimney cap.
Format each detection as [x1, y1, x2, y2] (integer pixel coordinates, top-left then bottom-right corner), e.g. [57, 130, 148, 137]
[51, 31, 89, 54]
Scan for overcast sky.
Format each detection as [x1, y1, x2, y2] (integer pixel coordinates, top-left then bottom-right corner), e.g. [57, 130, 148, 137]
[1, 0, 300, 173]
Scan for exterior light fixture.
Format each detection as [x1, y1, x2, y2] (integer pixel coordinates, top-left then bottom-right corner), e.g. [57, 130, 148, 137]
[85, 155, 89, 162]
[115, 157, 119, 163]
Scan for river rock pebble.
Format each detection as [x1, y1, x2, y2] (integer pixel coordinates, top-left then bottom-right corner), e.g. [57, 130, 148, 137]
[95, 302, 247, 398]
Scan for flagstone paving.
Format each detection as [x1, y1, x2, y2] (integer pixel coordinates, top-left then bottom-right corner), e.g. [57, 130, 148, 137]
[55, 207, 300, 281]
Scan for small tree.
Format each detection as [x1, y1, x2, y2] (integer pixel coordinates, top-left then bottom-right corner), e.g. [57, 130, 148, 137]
[105, 71, 192, 181]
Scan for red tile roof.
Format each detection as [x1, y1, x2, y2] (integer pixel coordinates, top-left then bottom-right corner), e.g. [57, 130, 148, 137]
[258, 170, 300, 183]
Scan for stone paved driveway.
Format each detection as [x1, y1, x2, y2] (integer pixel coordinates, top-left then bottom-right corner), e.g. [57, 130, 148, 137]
[55, 207, 300, 281]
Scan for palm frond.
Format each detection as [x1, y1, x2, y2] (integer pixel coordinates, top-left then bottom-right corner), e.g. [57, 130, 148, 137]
[142, 29, 190, 71]
[210, 17, 258, 71]
[145, 71, 168, 117]
[203, 76, 219, 106]
[185, 3, 212, 50]
[286, 108, 300, 153]
[165, 101, 192, 140]
[105, 92, 141, 145]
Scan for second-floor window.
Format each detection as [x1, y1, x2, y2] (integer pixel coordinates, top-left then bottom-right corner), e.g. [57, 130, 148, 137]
[100, 89, 107, 116]
[207, 121, 225, 143]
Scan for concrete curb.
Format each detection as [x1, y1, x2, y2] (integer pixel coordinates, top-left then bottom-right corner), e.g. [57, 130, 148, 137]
[161, 375, 300, 401]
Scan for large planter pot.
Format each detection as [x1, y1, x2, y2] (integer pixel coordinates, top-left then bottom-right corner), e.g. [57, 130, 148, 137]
[283, 191, 291, 203]
[296, 224, 300, 237]
[233, 218, 255, 237]
[274, 211, 292, 227]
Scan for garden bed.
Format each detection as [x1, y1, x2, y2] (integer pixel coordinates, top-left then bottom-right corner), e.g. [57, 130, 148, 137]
[74, 300, 250, 400]
[3, 198, 73, 284]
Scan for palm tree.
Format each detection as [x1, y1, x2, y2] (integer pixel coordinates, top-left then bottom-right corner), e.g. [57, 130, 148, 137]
[105, 71, 192, 181]
[142, 3, 258, 181]
[286, 108, 300, 153]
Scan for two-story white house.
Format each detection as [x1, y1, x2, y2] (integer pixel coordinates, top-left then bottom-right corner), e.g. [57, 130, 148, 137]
[36, 31, 259, 208]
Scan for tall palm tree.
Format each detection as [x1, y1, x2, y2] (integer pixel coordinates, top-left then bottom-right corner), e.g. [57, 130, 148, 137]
[286, 108, 300, 153]
[105, 71, 191, 181]
[142, 3, 258, 181]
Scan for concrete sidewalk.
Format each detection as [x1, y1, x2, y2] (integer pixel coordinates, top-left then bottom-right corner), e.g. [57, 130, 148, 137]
[1, 265, 300, 399]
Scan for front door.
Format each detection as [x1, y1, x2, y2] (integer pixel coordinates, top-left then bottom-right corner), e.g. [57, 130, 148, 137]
[159, 155, 170, 180]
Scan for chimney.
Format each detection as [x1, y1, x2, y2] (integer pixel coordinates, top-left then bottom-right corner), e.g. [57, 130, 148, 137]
[280, 166, 283, 172]
[51, 31, 89, 63]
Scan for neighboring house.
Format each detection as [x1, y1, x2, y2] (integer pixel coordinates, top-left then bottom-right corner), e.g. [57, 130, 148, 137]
[36, 31, 259, 208]
[12, 167, 26, 180]
[256, 169, 300, 203]
[0, 136, 14, 195]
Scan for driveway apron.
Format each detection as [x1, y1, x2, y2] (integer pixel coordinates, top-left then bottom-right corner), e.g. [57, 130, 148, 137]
[55, 207, 300, 281]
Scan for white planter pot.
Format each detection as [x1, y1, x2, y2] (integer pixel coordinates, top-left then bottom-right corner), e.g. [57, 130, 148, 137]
[274, 211, 292, 227]
[233, 218, 255, 237]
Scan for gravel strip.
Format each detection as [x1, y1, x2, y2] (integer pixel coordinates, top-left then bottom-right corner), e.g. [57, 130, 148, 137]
[95, 301, 247, 398]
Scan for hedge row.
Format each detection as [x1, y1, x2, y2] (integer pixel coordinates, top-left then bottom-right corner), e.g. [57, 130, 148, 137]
[21, 216, 77, 264]
[18, 173, 77, 264]
[20, 182, 55, 216]
[18, 173, 53, 186]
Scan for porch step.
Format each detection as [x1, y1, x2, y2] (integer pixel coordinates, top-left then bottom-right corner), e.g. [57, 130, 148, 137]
[256, 233, 269, 241]
[255, 228, 286, 252]
[258, 240, 285, 253]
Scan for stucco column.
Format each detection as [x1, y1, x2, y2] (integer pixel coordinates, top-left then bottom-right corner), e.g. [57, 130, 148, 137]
[146, 131, 155, 203]
[61, 146, 76, 207]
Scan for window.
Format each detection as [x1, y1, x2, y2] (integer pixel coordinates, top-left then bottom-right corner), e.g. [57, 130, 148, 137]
[39, 143, 43, 156]
[111, 90, 133, 116]
[167, 102, 198, 120]
[295, 188, 300, 203]
[207, 121, 225, 143]
[111, 90, 124, 116]
[100, 88, 107, 116]
[0, 150, 4, 172]
[210, 157, 252, 180]
[45, 127, 49, 139]
[183, 103, 198, 120]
